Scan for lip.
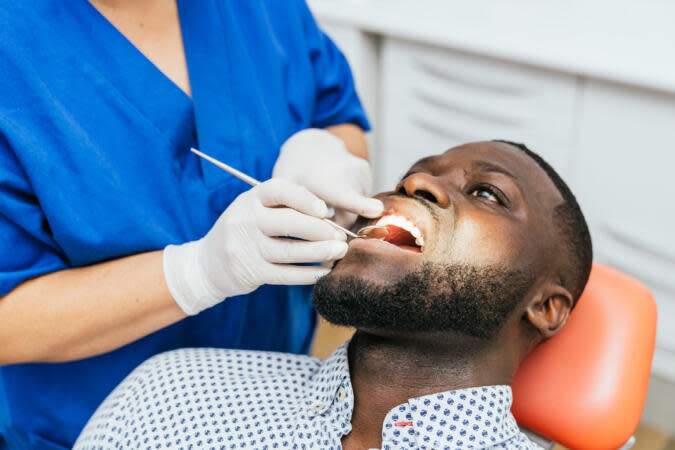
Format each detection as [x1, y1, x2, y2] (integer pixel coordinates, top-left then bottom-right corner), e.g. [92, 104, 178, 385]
[357, 195, 434, 253]
[348, 236, 424, 256]
[376, 199, 431, 242]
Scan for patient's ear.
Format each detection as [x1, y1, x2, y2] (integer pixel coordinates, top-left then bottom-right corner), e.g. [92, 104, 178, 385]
[525, 283, 574, 339]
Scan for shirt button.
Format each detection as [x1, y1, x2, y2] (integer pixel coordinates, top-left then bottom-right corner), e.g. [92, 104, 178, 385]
[337, 387, 346, 403]
[311, 403, 324, 412]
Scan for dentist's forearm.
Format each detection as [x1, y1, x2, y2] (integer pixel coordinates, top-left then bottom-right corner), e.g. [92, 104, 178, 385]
[0, 250, 186, 365]
[325, 123, 369, 161]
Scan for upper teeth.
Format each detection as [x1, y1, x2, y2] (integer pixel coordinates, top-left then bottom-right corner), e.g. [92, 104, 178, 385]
[375, 214, 425, 247]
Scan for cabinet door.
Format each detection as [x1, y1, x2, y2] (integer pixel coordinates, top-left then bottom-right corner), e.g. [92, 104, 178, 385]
[376, 38, 578, 191]
[574, 80, 675, 381]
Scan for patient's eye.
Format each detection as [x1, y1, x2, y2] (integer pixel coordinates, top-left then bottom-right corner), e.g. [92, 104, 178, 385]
[469, 185, 505, 206]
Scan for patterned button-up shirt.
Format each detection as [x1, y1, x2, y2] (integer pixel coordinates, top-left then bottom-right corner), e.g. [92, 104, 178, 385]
[75, 343, 541, 449]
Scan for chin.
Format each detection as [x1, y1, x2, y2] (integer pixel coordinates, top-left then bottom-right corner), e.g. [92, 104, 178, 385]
[314, 260, 537, 340]
[330, 246, 424, 284]
[321, 258, 366, 285]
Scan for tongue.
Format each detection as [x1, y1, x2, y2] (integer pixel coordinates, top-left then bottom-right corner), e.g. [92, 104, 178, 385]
[384, 225, 421, 252]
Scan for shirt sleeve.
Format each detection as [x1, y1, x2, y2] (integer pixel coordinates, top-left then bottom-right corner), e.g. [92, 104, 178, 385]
[0, 132, 68, 295]
[296, 0, 371, 131]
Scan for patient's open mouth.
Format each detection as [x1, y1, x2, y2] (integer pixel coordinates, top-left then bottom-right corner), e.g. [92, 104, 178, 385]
[374, 214, 424, 253]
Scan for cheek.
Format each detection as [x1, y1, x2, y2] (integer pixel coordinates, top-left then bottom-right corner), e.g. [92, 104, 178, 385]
[443, 215, 520, 266]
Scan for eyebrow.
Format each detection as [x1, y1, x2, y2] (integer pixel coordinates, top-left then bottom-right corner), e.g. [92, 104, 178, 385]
[472, 160, 518, 181]
[399, 158, 521, 186]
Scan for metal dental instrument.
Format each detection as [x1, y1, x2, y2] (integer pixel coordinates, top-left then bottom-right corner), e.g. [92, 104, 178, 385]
[190, 148, 388, 239]
[354, 224, 389, 239]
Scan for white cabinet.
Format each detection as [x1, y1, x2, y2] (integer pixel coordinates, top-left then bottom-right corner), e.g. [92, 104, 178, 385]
[574, 81, 675, 378]
[377, 38, 578, 191]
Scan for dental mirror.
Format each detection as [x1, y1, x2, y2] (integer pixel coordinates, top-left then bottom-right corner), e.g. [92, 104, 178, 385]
[355, 224, 389, 239]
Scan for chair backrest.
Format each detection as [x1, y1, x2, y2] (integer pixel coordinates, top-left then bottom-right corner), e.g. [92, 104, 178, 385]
[511, 264, 657, 449]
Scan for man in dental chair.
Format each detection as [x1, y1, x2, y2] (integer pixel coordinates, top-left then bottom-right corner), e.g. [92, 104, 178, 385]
[75, 140, 592, 450]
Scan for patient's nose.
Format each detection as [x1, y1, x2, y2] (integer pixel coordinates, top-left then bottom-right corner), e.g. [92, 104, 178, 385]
[398, 173, 450, 208]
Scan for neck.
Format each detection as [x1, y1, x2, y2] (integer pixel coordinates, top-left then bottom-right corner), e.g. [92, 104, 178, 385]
[342, 330, 518, 449]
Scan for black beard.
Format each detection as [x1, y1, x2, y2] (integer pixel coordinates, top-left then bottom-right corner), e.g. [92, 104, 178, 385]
[312, 262, 535, 340]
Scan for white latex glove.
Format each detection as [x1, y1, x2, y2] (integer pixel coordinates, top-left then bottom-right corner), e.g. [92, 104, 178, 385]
[163, 178, 348, 315]
[272, 128, 384, 228]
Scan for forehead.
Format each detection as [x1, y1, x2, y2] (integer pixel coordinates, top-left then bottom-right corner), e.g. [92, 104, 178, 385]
[410, 141, 564, 207]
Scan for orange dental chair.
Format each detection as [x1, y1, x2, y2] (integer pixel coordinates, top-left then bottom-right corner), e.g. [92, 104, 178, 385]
[511, 264, 658, 449]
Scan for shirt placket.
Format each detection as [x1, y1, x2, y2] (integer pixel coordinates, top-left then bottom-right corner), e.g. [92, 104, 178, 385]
[298, 349, 353, 449]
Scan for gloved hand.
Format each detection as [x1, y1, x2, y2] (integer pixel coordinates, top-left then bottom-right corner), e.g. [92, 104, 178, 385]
[163, 178, 348, 315]
[272, 128, 384, 228]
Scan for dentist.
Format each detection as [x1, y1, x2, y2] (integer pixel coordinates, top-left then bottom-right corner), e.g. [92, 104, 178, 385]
[0, 0, 382, 448]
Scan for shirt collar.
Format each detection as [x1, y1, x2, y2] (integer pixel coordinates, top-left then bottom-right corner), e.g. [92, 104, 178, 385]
[306, 341, 352, 417]
[381, 385, 520, 449]
[306, 343, 521, 449]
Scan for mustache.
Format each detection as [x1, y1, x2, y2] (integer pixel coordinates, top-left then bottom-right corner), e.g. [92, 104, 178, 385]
[386, 191, 440, 221]
[348, 191, 441, 235]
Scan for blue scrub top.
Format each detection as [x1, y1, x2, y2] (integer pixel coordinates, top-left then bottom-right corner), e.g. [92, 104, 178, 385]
[0, 0, 369, 448]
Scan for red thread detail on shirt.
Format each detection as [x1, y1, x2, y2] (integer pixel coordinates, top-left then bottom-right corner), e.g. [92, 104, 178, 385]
[394, 421, 413, 427]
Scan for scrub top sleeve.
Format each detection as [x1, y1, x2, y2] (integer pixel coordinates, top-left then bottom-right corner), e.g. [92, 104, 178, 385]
[297, 0, 371, 131]
[0, 134, 68, 296]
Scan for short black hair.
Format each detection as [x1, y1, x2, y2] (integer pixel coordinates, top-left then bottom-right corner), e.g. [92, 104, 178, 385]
[494, 140, 593, 303]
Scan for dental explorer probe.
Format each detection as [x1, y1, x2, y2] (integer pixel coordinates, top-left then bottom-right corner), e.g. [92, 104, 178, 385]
[190, 148, 387, 239]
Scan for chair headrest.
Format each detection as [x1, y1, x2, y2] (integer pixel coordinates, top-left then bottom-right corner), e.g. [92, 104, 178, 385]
[511, 264, 657, 449]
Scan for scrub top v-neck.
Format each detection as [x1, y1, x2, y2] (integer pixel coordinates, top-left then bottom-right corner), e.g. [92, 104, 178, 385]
[0, 0, 369, 448]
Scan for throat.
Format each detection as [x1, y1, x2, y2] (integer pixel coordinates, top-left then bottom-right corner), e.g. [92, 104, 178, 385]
[348, 332, 496, 393]
[383, 225, 422, 252]
[345, 331, 516, 442]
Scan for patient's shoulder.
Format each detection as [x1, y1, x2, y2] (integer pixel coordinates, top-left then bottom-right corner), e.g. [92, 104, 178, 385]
[75, 348, 322, 448]
[138, 347, 322, 382]
[101, 348, 322, 416]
